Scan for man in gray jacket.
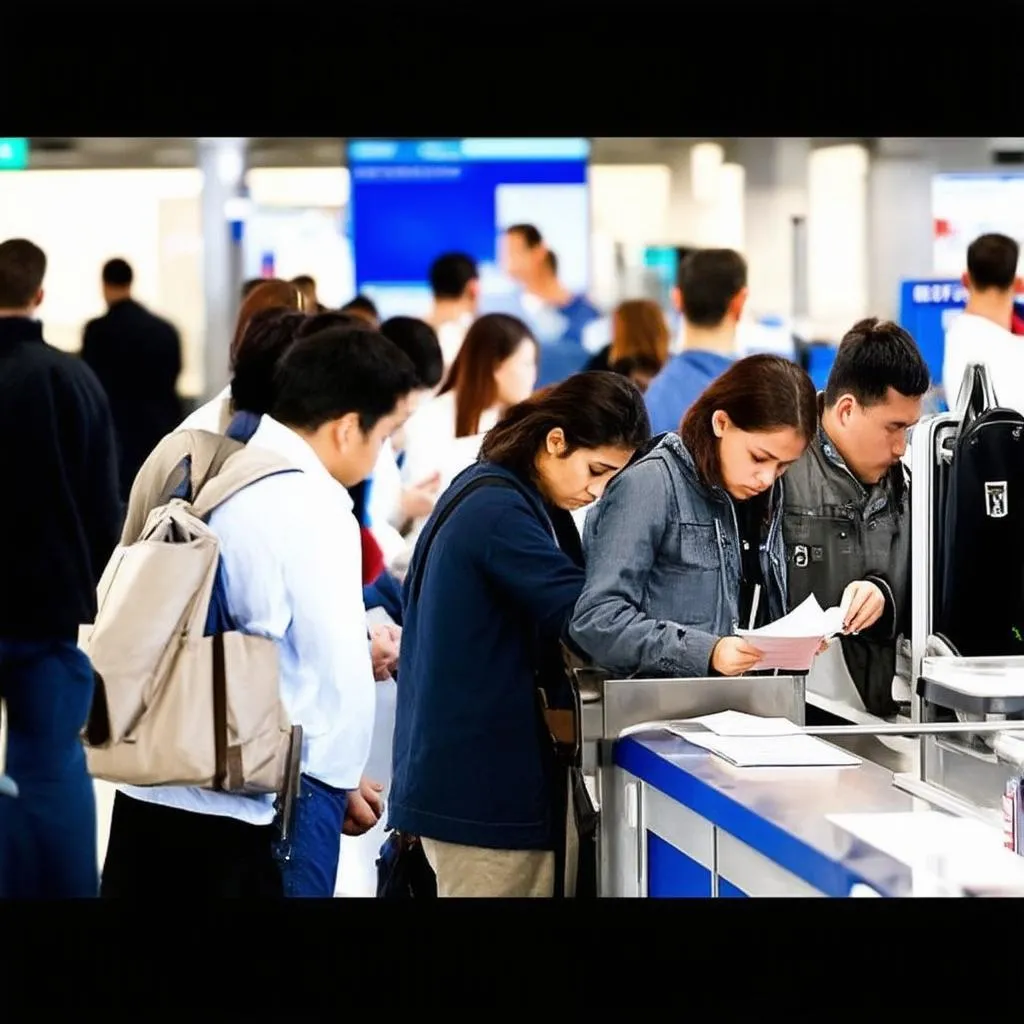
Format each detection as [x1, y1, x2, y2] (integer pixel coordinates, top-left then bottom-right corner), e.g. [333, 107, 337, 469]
[783, 318, 929, 719]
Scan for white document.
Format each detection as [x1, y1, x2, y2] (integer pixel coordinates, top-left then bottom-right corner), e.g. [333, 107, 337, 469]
[737, 594, 847, 672]
[686, 709, 802, 736]
[664, 710, 860, 768]
[671, 731, 861, 768]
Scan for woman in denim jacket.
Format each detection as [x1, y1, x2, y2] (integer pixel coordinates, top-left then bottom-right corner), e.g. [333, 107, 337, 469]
[570, 355, 818, 678]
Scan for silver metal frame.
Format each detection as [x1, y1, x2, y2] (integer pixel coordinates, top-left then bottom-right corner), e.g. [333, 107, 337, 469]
[586, 673, 805, 897]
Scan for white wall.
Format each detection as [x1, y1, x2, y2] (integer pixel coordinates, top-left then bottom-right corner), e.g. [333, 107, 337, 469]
[807, 144, 870, 340]
[0, 166, 358, 397]
[867, 157, 935, 321]
[0, 169, 204, 386]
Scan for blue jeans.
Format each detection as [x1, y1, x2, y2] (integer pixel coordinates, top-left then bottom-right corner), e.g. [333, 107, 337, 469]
[0, 639, 98, 898]
[273, 774, 348, 897]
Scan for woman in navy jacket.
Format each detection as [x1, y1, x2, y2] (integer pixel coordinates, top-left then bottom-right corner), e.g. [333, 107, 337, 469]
[387, 372, 651, 897]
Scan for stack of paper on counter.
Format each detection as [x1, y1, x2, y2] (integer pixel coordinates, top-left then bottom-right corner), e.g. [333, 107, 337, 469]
[736, 594, 847, 672]
[664, 709, 861, 768]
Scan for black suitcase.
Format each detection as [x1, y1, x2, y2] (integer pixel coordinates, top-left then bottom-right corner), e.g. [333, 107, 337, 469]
[937, 406, 1024, 657]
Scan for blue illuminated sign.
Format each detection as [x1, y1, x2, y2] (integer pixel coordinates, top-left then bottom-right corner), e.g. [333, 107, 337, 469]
[347, 138, 590, 164]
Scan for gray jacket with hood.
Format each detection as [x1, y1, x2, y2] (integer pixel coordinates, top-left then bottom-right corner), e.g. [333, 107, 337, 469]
[569, 432, 788, 678]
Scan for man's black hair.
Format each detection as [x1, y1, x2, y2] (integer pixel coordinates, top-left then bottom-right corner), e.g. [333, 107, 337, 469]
[824, 317, 930, 408]
[429, 252, 478, 300]
[676, 248, 747, 327]
[966, 233, 1020, 292]
[506, 223, 543, 248]
[380, 316, 444, 390]
[0, 238, 46, 309]
[230, 309, 307, 414]
[341, 294, 379, 318]
[102, 258, 133, 287]
[272, 323, 418, 434]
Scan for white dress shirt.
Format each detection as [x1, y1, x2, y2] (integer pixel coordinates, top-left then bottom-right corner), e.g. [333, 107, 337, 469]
[120, 415, 376, 824]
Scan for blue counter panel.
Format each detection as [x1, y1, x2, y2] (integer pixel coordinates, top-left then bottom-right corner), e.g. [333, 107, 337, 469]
[717, 878, 748, 898]
[646, 832, 712, 897]
[614, 731, 919, 898]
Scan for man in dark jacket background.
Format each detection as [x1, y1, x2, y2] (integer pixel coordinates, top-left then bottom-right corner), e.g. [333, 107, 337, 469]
[0, 237, 122, 897]
[81, 257, 183, 499]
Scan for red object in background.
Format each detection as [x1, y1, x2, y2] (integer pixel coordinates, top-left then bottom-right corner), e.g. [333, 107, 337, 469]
[1013, 311, 1024, 336]
[934, 218, 952, 238]
[360, 526, 385, 585]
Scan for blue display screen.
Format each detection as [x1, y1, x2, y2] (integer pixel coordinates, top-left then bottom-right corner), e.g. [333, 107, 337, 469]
[898, 278, 967, 388]
[346, 138, 591, 321]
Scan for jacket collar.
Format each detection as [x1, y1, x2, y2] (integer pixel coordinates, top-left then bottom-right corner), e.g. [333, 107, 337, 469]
[0, 316, 44, 346]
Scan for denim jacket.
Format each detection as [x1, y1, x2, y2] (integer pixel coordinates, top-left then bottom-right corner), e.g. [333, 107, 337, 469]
[569, 432, 788, 678]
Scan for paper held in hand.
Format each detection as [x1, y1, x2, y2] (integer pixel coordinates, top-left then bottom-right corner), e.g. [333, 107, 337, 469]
[736, 594, 847, 672]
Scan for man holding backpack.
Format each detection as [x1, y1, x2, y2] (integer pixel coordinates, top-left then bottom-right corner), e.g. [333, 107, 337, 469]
[0, 238, 122, 898]
[94, 322, 418, 897]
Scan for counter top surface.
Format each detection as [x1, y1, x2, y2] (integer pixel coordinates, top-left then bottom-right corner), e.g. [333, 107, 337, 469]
[614, 730, 1024, 897]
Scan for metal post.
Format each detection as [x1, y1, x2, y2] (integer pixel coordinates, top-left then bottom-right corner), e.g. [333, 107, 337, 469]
[197, 137, 249, 402]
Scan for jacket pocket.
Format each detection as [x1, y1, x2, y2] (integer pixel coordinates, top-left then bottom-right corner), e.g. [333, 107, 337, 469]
[783, 510, 860, 607]
[651, 522, 722, 627]
[663, 521, 720, 572]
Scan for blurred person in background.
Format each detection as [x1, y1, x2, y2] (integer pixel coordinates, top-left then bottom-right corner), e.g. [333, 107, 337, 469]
[0, 238, 122, 898]
[643, 248, 746, 435]
[585, 298, 671, 378]
[400, 314, 539, 522]
[81, 258, 183, 501]
[291, 274, 326, 314]
[500, 226, 601, 387]
[368, 316, 446, 570]
[943, 232, 1024, 413]
[180, 278, 305, 434]
[341, 294, 380, 327]
[427, 252, 479, 373]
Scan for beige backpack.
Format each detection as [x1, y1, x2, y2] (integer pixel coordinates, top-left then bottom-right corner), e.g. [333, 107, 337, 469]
[80, 429, 302, 797]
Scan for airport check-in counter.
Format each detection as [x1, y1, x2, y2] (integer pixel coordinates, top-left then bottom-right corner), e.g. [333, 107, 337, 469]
[575, 366, 1024, 897]
[581, 672, 1024, 898]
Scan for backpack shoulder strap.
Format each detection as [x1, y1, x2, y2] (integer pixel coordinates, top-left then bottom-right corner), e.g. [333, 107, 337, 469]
[189, 445, 301, 521]
[122, 429, 243, 544]
[408, 473, 517, 603]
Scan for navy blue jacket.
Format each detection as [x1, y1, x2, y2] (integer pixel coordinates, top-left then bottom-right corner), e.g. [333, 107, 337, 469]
[387, 460, 585, 851]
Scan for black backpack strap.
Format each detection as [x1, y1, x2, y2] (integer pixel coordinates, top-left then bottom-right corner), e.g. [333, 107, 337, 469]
[407, 474, 517, 603]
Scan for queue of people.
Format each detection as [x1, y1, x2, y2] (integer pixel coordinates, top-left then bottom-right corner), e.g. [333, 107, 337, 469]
[0, 223, 933, 900]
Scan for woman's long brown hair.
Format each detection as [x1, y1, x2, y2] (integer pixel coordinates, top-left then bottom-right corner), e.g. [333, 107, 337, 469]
[439, 313, 537, 437]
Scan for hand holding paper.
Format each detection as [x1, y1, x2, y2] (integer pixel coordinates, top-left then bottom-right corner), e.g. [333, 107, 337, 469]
[735, 595, 847, 672]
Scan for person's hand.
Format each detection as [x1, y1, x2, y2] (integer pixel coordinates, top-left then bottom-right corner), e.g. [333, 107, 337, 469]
[343, 776, 384, 836]
[370, 624, 401, 680]
[711, 637, 764, 676]
[840, 580, 885, 635]
[401, 472, 441, 520]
